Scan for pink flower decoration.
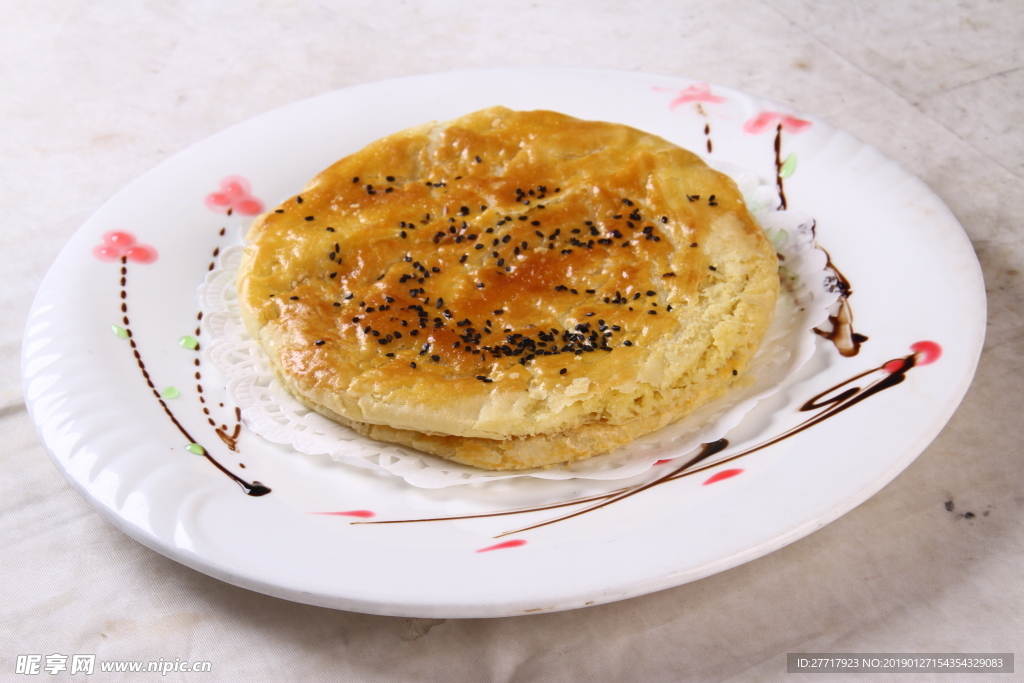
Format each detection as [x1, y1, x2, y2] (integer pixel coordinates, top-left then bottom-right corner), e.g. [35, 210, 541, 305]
[703, 468, 744, 485]
[910, 340, 942, 366]
[654, 83, 727, 109]
[92, 231, 158, 263]
[204, 176, 264, 216]
[476, 539, 527, 553]
[309, 510, 376, 518]
[743, 111, 812, 135]
[884, 341, 942, 374]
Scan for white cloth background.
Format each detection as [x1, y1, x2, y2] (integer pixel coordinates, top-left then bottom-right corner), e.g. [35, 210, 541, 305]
[2, 1, 1022, 681]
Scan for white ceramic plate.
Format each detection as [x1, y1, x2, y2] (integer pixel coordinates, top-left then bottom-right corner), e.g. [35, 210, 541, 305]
[23, 69, 985, 618]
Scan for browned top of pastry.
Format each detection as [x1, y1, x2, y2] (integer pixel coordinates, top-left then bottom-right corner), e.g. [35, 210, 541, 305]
[237, 107, 778, 440]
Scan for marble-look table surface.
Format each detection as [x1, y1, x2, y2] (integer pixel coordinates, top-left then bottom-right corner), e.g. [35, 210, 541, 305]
[2, 1, 1021, 680]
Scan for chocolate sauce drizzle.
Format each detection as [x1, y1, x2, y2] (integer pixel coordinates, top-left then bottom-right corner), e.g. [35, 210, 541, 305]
[697, 104, 714, 154]
[769, 131, 867, 359]
[193, 233, 244, 451]
[119, 256, 268, 497]
[774, 123, 787, 210]
[813, 249, 868, 357]
[354, 349, 926, 537]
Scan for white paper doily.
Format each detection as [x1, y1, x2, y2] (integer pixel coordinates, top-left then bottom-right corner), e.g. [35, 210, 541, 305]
[200, 170, 838, 488]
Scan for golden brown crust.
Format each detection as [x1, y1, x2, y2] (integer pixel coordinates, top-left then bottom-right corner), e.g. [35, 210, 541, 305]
[238, 107, 778, 469]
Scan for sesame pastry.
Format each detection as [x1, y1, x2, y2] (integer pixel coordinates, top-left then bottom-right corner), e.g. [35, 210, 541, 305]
[237, 107, 779, 470]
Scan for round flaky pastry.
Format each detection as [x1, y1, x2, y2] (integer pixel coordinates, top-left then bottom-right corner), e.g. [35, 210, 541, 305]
[237, 107, 779, 470]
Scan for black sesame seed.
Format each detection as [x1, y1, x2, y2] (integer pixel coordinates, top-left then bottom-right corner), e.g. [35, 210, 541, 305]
[314, 340, 325, 346]
[709, 265, 717, 271]
[624, 340, 633, 346]
[410, 362, 417, 368]
[289, 296, 299, 301]
[304, 216, 314, 221]
[475, 244, 484, 250]
[690, 242, 698, 248]
[431, 354, 440, 362]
